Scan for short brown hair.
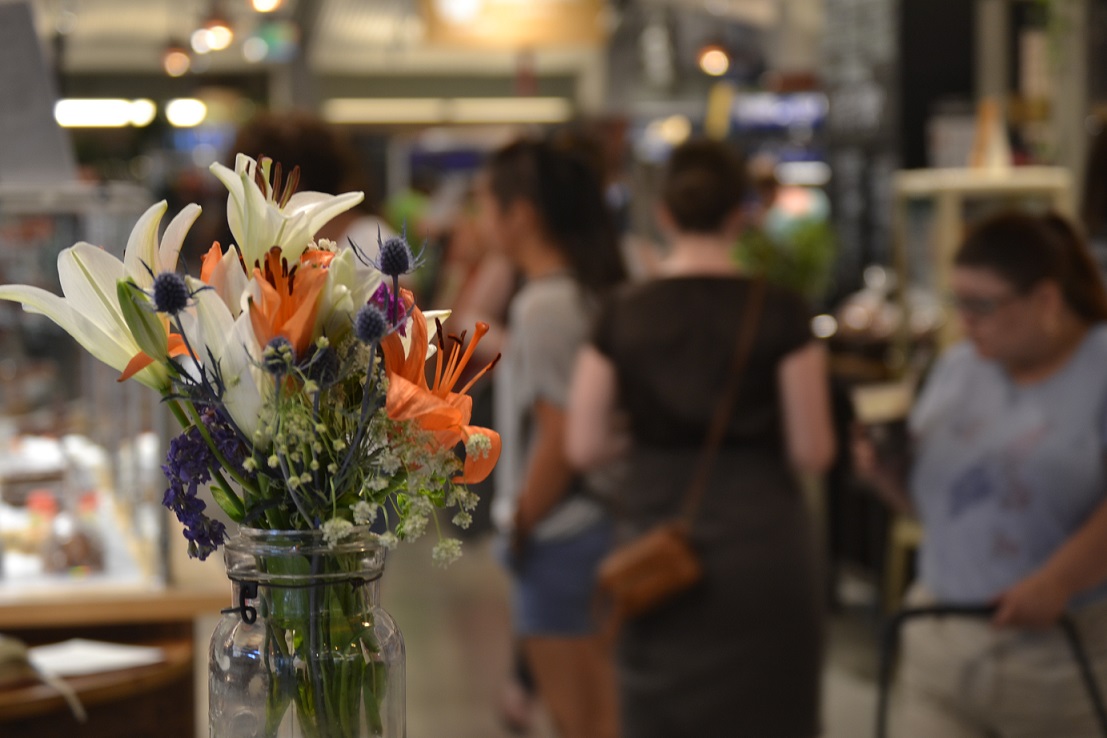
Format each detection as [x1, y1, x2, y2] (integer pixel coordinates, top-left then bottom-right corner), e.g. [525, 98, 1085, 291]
[661, 138, 747, 233]
[955, 210, 1107, 322]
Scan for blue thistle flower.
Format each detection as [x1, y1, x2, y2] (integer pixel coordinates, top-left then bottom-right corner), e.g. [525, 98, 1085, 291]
[354, 304, 388, 344]
[152, 272, 191, 315]
[348, 224, 425, 276]
[262, 336, 294, 375]
[378, 236, 414, 276]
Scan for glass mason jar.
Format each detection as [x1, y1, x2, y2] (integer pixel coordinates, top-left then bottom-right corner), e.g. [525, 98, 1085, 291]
[209, 527, 405, 738]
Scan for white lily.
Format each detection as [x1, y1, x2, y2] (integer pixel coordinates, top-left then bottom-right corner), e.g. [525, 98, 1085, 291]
[183, 277, 266, 440]
[317, 248, 383, 340]
[0, 201, 200, 391]
[210, 154, 364, 270]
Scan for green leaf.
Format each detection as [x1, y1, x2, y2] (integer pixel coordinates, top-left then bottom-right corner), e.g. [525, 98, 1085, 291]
[210, 481, 246, 523]
[116, 279, 168, 363]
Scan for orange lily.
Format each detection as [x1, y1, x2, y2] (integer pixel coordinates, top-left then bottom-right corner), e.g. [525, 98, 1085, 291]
[247, 247, 328, 357]
[382, 301, 500, 484]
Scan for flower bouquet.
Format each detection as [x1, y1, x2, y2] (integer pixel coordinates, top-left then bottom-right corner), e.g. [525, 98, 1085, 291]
[0, 154, 500, 737]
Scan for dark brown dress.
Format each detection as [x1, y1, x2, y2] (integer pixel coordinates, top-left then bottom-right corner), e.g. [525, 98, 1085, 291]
[593, 276, 824, 738]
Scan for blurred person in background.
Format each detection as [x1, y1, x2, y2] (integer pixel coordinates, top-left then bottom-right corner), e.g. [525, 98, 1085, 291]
[856, 211, 1107, 736]
[478, 137, 626, 738]
[566, 137, 835, 738]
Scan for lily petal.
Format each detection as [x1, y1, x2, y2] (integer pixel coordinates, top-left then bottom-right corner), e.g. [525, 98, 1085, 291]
[386, 374, 463, 430]
[157, 203, 202, 275]
[187, 278, 264, 438]
[122, 202, 167, 288]
[58, 243, 133, 348]
[0, 284, 164, 390]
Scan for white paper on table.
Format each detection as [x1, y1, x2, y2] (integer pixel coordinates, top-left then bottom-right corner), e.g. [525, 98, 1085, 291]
[28, 639, 165, 677]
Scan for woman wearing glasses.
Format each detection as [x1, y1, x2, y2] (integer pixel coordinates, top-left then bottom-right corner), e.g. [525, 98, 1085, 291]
[859, 210, 1107, 736]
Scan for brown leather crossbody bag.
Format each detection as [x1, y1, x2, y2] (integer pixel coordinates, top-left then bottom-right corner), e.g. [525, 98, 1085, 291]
[595, 278, 766, 636]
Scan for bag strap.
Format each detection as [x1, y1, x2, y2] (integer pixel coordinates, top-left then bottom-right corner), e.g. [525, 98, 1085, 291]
[678, 277, 767, 526]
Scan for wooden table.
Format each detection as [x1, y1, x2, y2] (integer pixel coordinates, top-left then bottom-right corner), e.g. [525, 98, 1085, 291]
[0, 586, 228, 738]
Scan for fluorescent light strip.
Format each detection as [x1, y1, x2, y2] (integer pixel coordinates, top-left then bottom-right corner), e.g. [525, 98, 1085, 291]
[323, 98, 447, 124]
[55, 99, 157, 128]
[322, 97, 572, 125]
[448, 97, 572, 124]
[166, 98, 208, 128]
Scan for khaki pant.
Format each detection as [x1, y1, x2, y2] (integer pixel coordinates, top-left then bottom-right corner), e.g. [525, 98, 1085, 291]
[892, 584, 1107, 738]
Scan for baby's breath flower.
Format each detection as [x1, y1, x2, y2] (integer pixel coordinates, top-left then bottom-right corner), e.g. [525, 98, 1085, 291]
[322, 518, 354, 548]
[465, 432, 493, 459]
[398, 507, 428, 540]
[352, 501, 379, 526]
[432, 538, 463, 567]
[376, 532, 398, 549]
[364, 476, 390, 492]
[452, 511, 472, 529]
[454, 487, 479, 512]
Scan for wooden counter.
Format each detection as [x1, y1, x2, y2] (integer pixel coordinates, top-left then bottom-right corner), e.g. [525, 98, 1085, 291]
[0, 585, 229, 630]
[0, 585, 229, 738]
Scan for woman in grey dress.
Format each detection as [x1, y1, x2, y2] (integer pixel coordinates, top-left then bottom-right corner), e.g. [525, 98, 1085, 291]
[567, 138, 836, 737]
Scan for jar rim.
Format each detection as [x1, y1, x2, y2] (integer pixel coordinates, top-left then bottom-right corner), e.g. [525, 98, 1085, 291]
[223, 525, 386, 585]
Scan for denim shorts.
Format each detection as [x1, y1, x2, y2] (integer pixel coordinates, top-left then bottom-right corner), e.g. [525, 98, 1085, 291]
[501, 517, 614, 637]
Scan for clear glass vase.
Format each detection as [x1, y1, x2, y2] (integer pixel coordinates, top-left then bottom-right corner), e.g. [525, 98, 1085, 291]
[209, 527, 405, 738]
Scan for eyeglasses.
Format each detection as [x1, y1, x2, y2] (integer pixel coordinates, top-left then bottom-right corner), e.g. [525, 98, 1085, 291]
[947, 292, 1020, 317]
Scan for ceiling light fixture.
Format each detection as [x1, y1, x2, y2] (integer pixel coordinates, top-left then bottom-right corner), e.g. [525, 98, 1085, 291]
[54, 99, 158, 128]
[697, 44, 730, 76]
[191, 28, 213, 54]
[163, 43, 191, 77]
[251, 0, 282, 11]
[203, 10, 234, 51]
[166, 98, 208, 127]
[321, 97, 572, 125]
[434, 0, 483, 25]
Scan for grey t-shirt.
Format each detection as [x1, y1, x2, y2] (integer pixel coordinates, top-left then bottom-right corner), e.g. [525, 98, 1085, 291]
[909, 325, 1107, 606]
[492, 275, 607, 541]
